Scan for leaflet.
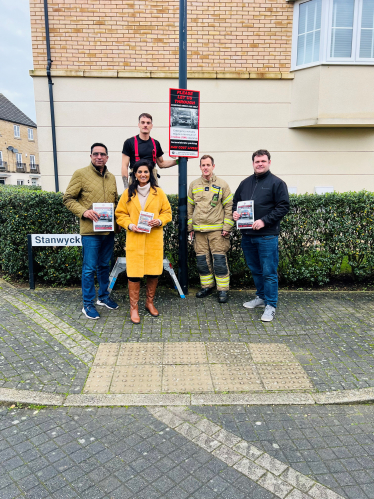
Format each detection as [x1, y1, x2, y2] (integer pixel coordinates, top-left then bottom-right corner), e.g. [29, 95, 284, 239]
[92, 203, 114, 231]
[137, 211, 154, 233]
[236, 200, 254, 230]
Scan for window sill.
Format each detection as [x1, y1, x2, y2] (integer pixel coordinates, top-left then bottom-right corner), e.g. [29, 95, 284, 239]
[291, 61, 374, 71]
[289, 118, 374, 128]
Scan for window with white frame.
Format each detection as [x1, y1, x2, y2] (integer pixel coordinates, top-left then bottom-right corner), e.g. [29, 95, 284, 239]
[17, 180, 24, 186]
[28, 128, 34, 140]
[0, 151, 2, 164]
[16, 153, 22, 165]
[30, 155, 35, 168]
[14, 125, 20, 138]
[292, 0, 374, 69]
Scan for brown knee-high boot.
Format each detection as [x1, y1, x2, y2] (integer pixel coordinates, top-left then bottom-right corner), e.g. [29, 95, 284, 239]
[145, 277, 159, 317]
[128, 281, 141, 324]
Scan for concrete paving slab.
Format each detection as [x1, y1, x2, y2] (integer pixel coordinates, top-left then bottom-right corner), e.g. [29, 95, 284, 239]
[257, 364, 314, 391]
[83, 366, 114, 394]
[117, 342, 163, 365]
[92, 343, 119, 365]
[313, 386, 374, 404]
[64, 393, 190, 405]
[248, 343, 298, 364]
[162, 364, 214, 392]
[191, 392, 316, 405]
[206, 342, 252, 364]
[110, 365, 162, 393]
[210, 363, 263, 392]
[163, 342, 208, 364]
[0, 387, 64, 405]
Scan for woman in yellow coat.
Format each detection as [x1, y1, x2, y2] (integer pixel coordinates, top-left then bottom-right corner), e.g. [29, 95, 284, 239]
[115, 160, 172, 324]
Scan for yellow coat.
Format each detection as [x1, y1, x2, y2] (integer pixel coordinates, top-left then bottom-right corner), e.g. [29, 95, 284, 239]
[115, 187, 172, 277]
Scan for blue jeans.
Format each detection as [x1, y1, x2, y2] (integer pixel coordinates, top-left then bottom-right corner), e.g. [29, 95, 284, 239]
[81, 233, 114, 307]
[241, 235, 279, 308]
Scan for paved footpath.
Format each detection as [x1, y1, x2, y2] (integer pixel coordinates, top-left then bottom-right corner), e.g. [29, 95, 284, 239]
[0, 283, 374, 498]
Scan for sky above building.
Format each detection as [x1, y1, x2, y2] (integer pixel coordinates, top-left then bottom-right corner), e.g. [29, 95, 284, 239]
[0, 0, 36, 123]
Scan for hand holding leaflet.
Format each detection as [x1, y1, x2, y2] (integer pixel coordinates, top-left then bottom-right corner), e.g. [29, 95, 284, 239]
[92, 203, 114, 231]
[236, 201, 254, 230]
[137, 211, 154, 233]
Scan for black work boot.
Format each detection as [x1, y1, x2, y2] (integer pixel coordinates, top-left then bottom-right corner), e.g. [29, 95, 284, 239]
[217, 291, 229, 303]
[196, 287, 214, 298]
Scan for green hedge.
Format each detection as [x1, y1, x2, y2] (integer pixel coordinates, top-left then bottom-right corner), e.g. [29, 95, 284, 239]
[0, 187, 373, 287]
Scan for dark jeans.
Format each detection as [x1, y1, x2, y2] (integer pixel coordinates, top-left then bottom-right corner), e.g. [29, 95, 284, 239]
[241, 234, 279, 308]
[81, 233, 114, 307]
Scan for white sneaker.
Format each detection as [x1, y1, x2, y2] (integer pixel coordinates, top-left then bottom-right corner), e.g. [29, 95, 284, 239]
[243, 296, 265, 309]
[261, 305, 276, 322]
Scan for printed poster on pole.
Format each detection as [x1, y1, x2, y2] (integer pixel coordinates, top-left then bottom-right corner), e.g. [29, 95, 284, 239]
[169, 88, 200, 158]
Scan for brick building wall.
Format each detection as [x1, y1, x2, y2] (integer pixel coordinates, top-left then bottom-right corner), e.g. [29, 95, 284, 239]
[30, 0, 293, 73]
[0, 121, 39, 172]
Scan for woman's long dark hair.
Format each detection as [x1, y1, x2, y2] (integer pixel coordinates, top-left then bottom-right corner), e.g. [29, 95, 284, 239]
[127, 159, 158, 202]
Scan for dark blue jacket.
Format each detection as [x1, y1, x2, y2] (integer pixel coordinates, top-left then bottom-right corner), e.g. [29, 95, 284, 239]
[232, 170, 289, 236]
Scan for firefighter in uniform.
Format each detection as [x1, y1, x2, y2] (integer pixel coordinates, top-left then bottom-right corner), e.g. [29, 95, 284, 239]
[188, 155, 234, 303]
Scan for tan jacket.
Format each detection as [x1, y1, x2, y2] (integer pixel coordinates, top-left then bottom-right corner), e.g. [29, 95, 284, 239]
[63, 163, 118, 235]
[187, 174, 234, 233]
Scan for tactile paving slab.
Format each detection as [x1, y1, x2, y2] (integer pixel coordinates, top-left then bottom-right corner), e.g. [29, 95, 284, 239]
[257, 364, 313, 390]
[206, 342, 252, 364]
[248, 343, 297, 364]
[93, 343, 120, 366]
[83, 342, 315, 394]
[117, 342, 163, 365]
[83, 366, 114, 394]
[162, 365, 213, 392]
[163, 342, 207, 364]
[110, 365, 162, 393]
[210, 364, 263, 392]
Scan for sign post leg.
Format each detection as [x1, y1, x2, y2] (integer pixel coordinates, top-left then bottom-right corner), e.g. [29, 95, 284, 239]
[27, 234, 35, 290]
[178, 0, 188, 295]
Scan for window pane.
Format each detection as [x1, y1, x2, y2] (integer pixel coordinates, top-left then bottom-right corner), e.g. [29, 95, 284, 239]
[330, 0, 354, 57]
[331, 0, 354, 27]
[359, 0, 374, 58]
[297, 0, 322, 65]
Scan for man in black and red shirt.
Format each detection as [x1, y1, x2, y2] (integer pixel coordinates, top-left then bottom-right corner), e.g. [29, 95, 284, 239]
[121, 113, 178, 187]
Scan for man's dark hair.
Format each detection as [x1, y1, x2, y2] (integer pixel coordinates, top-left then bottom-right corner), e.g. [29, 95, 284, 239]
[252, 149, 271, 162]
[91, 143, 108, 154]
[200, 154, 214, 166]
[127, 159, 157, 201]
[138, 113, 153, 122]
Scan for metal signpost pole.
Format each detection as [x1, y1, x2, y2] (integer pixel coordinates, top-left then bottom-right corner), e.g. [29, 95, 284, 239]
[178, 0, 188, 295]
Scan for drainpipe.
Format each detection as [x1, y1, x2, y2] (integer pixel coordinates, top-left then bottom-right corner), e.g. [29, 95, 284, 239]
[43, 0, 59, 192]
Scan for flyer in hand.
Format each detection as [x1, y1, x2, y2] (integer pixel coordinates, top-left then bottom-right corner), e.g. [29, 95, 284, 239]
[137, 211, 154, 233]
[236, 201, 255, 229]
[92, 203, 114, 232]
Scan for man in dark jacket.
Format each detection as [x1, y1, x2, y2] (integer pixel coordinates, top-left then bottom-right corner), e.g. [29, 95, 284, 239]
[233, 149, 289, 322]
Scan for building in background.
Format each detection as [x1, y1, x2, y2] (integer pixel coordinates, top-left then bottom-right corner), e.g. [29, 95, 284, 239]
[0, 94, 40, 187]
[29, 0, 374, 195]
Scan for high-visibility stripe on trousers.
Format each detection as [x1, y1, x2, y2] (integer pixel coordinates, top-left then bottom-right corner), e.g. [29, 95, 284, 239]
[194, 230, 231, 291]
[200, 274, 215, 287]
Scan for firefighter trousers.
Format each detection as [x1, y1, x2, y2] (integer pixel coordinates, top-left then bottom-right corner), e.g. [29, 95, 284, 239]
[193, 231, 230, 291]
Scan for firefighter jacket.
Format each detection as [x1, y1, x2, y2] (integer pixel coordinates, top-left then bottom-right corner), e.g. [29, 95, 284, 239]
[187, 174, 234, 233]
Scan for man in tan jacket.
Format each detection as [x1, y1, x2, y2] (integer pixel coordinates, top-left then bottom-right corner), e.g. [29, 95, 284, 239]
[188, 155, 234, 303]
[63, 143, 119, 320]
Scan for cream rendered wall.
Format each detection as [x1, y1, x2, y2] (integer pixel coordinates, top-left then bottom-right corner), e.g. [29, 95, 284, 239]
[33, 76, 374, 195]
[290, 66, 374, 127]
